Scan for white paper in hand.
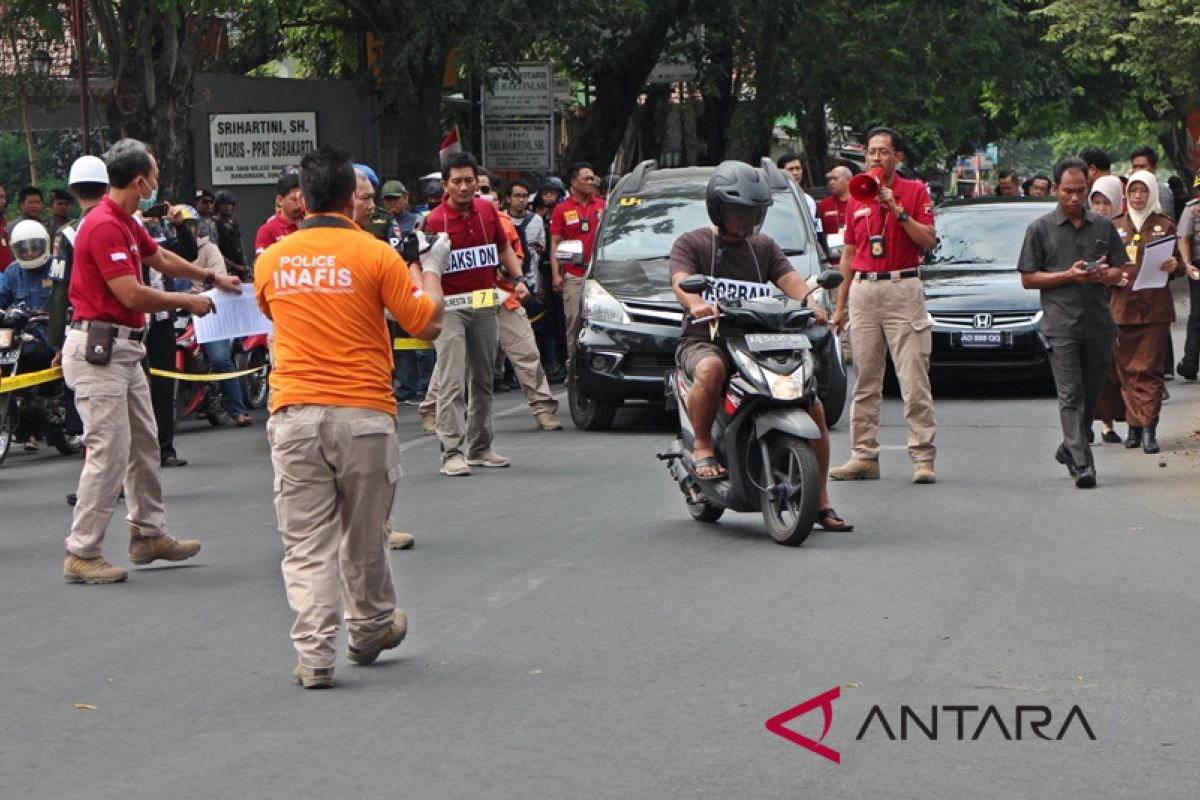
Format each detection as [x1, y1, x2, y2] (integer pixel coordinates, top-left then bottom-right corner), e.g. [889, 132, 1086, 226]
[193, 285, 274, 344]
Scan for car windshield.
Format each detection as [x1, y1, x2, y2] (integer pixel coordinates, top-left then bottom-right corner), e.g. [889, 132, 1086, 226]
[927, 202, 1052, 268]
[599, 178, 810, 262]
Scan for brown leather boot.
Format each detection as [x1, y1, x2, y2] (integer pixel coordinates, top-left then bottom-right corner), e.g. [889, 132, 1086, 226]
[347, 610, 409, 665]
[128, 530, 202, 565]
[292, 664, 334, 689]
[63, 554, 128, 584]
[829, 458, 881, 481]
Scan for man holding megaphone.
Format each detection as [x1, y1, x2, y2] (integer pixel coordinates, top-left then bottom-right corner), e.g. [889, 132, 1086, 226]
[830, 127, 939, 484]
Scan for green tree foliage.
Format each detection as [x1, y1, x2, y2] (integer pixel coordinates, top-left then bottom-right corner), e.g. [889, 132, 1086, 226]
[1040, 0, 1200, 180]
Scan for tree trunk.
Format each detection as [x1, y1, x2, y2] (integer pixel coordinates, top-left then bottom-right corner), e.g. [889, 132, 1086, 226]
[697, 40, 735, 165]
[797, 100, 830, 181]
[561, 0, 690, 172]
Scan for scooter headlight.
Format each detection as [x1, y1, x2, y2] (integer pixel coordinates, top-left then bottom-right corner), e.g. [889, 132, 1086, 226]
[729, 345, 767, 390]
[0, 329, 13, 348]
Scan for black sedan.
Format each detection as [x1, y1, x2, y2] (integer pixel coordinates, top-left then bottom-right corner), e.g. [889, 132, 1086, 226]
[922, 197, 1056, 382]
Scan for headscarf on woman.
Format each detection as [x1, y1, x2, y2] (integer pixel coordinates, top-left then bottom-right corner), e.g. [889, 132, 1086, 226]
[1126, 169, 1161, 231]
[1089, 175, 1125, 220]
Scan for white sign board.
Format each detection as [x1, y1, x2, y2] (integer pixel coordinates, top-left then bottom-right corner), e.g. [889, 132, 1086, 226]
[484, 64, 553, 117]
[485, 123, 552, 170]
[209, 112, 317, 185]
[647, 61, 699, 85]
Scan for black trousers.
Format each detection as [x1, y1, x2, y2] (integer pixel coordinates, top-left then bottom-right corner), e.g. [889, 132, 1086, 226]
[1048, 334, 1113, 469]
[1181, 278, 1200, 371]
[145, 318, 177, 459]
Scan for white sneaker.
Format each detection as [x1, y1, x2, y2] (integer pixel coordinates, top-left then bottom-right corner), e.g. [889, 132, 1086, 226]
[440, 453, 472, 476]
[465, 451, 512, 468]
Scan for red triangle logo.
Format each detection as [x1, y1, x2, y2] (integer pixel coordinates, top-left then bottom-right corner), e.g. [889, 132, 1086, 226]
[765, 686, 841, 764]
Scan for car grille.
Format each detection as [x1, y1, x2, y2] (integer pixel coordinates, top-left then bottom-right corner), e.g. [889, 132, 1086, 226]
[929, 311, 1041, 330]
[623, 352, 677, 377]
[622, 300, 683, 326]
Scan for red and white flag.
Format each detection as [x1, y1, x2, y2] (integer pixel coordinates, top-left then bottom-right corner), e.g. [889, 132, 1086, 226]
[439, 126, 462, 164]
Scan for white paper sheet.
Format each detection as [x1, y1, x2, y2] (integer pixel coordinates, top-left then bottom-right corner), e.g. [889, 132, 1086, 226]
[193, 285, 273, 344]
[1131, 236, 1175, 292]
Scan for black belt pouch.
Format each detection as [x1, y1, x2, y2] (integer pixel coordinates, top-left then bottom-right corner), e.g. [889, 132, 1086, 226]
[84, 322, 115, 366]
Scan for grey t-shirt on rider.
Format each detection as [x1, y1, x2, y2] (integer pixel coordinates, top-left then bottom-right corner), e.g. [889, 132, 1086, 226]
[669, 228, 794, 340]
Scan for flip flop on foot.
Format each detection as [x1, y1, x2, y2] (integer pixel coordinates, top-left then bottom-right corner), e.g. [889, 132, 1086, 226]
[817, 508, 854, 532]
[691, 452, 728, 480]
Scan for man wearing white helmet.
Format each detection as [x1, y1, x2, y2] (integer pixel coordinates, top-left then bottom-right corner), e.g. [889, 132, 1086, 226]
[1, 219, 56, 450]
[48, 155, 111, 354]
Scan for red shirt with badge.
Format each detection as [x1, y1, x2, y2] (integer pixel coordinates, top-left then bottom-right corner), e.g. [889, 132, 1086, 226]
[549, 194, 605, 276]
[816, 194, 848, 235]
[844, 175, 934, 273]
[254, 213, 299, 257]
[423, 196, 510, 296]
[69, 196, 158, 329]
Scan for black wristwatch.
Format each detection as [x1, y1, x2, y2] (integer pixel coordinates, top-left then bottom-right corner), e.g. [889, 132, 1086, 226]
[896, 210, 911, 223]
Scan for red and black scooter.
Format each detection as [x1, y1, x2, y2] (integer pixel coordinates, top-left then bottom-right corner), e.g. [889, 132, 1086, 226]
[172, 316, 229, 425]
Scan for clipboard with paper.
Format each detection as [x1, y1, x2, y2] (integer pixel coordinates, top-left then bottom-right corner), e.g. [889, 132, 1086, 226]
[1131, 236, 1175, 292]
[193, 286, 274, 344]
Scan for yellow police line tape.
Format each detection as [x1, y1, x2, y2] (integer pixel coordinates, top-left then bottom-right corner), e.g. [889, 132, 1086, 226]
[149, 366, 266, 382]
[0, 366, 63, 394]
[393, 338, 433, 351]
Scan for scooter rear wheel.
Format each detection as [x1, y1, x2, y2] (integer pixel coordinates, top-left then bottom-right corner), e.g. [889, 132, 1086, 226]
[760, 434, 819, 546]
[0, 397, 13, 467]
[686, 495, 724, 523]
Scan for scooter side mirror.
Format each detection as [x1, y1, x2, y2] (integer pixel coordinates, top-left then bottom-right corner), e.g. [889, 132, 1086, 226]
[816, 269, 844, 290]
[678, 275, 709, 295]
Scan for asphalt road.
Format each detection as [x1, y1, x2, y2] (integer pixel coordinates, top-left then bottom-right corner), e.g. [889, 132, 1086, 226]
[2, 362, 1198, 798]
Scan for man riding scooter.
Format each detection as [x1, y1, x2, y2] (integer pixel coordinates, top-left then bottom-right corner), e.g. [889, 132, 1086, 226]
[1, 220, 55, 450]
[668, 161, 853, 532]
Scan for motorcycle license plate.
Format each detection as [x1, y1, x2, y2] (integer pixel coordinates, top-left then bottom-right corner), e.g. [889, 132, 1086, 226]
[743, 333, 811, 352]
[958, 331, 1005, 348]
[0, 350, 18, 366]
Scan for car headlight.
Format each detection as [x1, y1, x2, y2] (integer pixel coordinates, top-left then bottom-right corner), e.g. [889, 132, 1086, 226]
[0, 328, 13, 348]
[583, 280, 631, 325]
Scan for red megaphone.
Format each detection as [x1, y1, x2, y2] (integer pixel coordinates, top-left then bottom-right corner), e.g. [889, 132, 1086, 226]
[849, 166, 885, 202]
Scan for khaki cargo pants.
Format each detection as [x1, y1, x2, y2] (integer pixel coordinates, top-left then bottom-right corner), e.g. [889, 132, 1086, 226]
[847, 276, 937, 463]
[268, 404, 401, 669]
[61, 328, 167, 558]
[426, 306, 498, 459]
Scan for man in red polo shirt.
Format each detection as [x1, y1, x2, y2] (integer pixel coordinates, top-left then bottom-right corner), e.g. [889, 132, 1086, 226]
[254, 171, 304, 261]
[829, 126, 938, 484]
[61, 138, 241, 584]
[423, 152, 528, 476]
[549, 162, 605, 369]
[817, 166, 851, 237]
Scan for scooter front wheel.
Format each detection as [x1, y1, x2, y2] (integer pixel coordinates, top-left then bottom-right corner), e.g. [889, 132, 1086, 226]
[760, 434, 819, 546]
[686, 494, 724, 523]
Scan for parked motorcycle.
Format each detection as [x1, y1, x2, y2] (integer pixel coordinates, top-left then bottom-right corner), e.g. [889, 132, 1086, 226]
[657, 270, 844, 546]
[0, 305, 82, 467]
[233, 333, 270, 410]
[172, 316, 229, 426]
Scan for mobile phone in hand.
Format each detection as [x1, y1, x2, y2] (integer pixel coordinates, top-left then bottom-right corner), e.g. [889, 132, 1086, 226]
[143, 202, 171, 218]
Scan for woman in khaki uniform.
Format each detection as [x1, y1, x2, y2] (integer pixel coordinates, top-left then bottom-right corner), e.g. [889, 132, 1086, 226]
[1102, 170, 1182, 454]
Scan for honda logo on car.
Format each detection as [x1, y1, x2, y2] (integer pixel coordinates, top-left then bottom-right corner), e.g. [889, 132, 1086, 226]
[972, 313, 993, 329]
[765, 687, 1095, 764]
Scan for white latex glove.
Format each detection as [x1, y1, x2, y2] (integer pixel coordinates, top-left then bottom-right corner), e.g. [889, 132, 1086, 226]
[420, 232, 451, 275]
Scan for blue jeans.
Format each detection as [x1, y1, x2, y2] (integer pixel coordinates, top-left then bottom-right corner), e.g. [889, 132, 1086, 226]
[203, 338, 248, 417]
[394, 349, 435, 398]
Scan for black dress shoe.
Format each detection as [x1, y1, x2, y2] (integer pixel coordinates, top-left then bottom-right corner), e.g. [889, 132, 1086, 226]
[1087, 427, 1095, 444]
[1101, 429, 1122, 444]
[1142, 426, 1160, 454]
[1177, 361, 1198, 381]
[1124, 426, 1142, 449]
[1054, 444, 1078, 477]
[1074, 465, 1097, 488]
[161, 455, 189, 467]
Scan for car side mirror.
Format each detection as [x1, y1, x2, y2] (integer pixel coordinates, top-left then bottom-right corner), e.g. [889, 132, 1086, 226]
[816, 269, 844, 290]
[679, 275, 709, 295]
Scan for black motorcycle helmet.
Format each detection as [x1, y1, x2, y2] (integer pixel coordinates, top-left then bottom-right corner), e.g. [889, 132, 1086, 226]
[706, 160, 773, 233]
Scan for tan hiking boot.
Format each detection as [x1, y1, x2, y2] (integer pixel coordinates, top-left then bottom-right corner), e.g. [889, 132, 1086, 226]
[63, 554, 127, 584]
[466, 450, 512, 468]
[534, 412, 563, 431]
[387, 528, 415, 550]
[292, 664, 334, 689]
[913, 461, 937, 484]
[128, 532, 202, 565]
[347, 609, 408, 666]
[420, 416, 437, 435]
[829, 458, 880, 481]
[440, 453, 472, 476]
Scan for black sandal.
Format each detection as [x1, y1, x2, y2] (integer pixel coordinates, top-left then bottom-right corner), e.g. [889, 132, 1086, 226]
[817, 508, 854, 532]
[692, 454, 728, 481]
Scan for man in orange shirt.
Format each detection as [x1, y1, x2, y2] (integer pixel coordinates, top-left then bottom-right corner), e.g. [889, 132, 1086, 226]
[255, 146, 447, 689]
